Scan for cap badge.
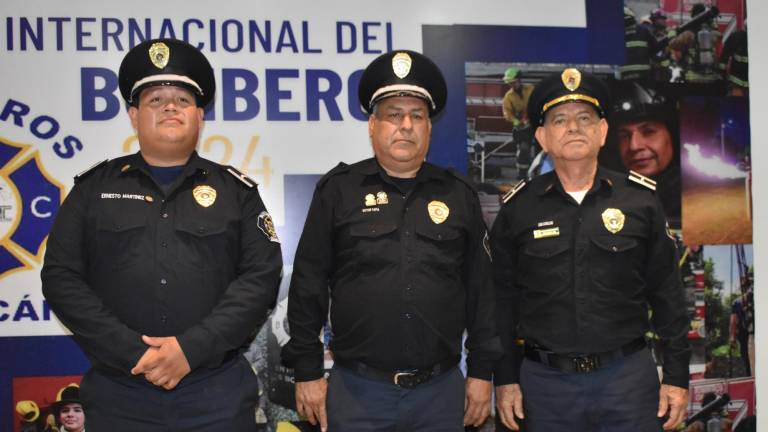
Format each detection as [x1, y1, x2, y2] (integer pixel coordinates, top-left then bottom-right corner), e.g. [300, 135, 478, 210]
[193, 185, 216, 207]
[601, 208, 625, 234]
[392, 52, 412, 79]
[561, 68, 582, 92]
[428, 200, 449, 224]
[149, 42, 170, 69]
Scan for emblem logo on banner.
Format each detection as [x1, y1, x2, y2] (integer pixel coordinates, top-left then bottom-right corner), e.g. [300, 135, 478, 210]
[0, 138, 65, 280]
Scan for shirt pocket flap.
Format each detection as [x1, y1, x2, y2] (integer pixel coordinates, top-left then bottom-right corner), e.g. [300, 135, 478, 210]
[590, 235, 639, 253]
[522, 239, 571, 258]
[175, 219, 228, 237]
[349, 222, 398, 238]
[97, 212, 147, 233]
[415, 225, 462, 242]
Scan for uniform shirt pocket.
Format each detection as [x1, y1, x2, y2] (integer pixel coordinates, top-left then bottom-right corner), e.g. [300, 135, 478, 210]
[343, 222, 399, 271]
[518, 238, 571, 290]
[174, 219, 229, 271]
[414, 224, 464, 272]
[589, 235, 644, 293]
[96, 211, 148, 269]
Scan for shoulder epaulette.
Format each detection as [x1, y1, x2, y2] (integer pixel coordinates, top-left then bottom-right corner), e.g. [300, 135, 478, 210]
[73, 159, 109, 183]
[628, 170, 657, 191]
[226, 166, 256, 189]
[317, 162, 350, 188]
[502, 180, 527, 204]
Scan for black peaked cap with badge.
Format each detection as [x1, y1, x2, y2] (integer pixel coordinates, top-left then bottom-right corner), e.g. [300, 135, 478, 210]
[358, 50, 447, 117]
[527, 67, 611, 127]
[119, 38, 216, 108]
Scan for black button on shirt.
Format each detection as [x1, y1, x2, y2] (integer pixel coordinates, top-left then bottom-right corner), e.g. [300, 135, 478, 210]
[491, 168, 691, 388]
[282, 158, 501, 381]
[41, 152, 282, 376]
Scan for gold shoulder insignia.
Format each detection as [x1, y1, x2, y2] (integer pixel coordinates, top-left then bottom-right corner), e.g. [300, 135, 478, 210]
[502, 180, 527, 204]
[226, 166, 256, 188]
[628, 170, 657, 191]
[74, 159, 109, 183]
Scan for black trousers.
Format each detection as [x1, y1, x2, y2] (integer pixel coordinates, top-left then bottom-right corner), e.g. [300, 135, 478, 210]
[513, 348, 663, 432]
[326, 365, 465, 432]
[80, 355, 260, 431]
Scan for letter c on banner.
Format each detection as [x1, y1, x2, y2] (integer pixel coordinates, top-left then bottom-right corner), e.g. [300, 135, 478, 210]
[31, 196, 52, 218]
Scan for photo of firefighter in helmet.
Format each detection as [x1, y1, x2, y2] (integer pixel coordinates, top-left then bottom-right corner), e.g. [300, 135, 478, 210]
[601, 80, 682, 228]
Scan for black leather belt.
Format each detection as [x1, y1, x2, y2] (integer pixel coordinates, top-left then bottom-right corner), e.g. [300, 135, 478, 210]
[524, 337, 647, 373]
[334, 357, 459, 389]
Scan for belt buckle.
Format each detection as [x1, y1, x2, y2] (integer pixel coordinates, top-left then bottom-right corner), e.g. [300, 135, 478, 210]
[572, 355, 599, 373]
[393, 370, 417, 388]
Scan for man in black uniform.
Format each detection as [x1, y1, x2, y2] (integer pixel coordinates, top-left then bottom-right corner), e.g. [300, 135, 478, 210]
[41, 38, 282, 430]
[492, 68, 690, 431]
[281, 50, 500, 431]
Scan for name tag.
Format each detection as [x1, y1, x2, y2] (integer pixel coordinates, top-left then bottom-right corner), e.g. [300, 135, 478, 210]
[533, 227, 560, 239]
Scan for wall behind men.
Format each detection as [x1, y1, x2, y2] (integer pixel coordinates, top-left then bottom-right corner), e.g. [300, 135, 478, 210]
[14, 0, 762, 429]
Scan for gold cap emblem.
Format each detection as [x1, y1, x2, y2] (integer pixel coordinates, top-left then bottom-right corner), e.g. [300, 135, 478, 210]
[428, 200, 450, 224]
[561, 68, 581, 91]
[149, 42, 170, 69]
[193, 185, 216, 207]
[392, 52, 412, 79]
[601, 208, 625, 234]
[145, 195, 154, 203]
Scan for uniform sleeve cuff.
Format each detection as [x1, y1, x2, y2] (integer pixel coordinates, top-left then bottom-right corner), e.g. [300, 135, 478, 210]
[661, 373, 690, 389]
[466, 361, 494, 381]
[493, 346, 522, 385]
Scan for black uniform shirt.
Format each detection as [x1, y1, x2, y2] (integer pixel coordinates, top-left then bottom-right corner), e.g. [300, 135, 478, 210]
[491, 168, 691, 388]
[41, 152, 282, 377]
[282, 158, 501, 382]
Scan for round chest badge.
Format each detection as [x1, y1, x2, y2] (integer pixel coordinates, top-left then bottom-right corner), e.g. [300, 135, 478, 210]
[428, 200, 449, 224]
[601, 208, 625, 234]
[192, 185, 216, 208]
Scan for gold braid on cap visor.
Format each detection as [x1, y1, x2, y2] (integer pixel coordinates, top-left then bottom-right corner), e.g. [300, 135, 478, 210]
[541, 93, 601, 114]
